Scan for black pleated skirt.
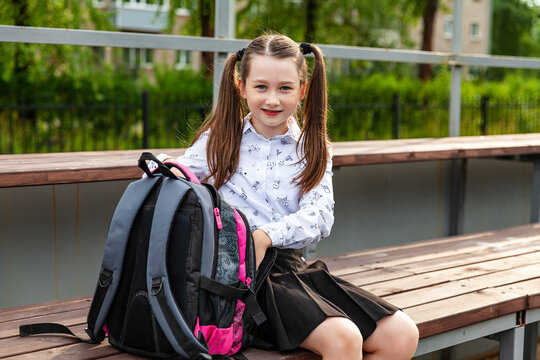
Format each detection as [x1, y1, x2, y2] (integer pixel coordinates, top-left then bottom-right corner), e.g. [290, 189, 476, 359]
[253, 249, 399, 351]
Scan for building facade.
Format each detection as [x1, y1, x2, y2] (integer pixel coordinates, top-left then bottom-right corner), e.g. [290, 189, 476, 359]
[410, 0, 492, 54]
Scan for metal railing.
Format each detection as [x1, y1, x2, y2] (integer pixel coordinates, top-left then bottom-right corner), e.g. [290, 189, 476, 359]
[0, 0, 539, 153]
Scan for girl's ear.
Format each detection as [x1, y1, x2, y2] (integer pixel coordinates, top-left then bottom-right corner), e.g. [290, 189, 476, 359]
[238, 78, 247, 99]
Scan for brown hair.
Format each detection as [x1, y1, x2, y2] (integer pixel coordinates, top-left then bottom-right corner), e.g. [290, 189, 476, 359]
[192, 34, 329, 196]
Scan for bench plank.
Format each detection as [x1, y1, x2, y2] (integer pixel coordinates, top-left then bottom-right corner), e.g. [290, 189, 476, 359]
[0, 297, 91, 324]
[322, 224, 540, 275]
[359, 250, 540, 296]
[5, 342, 120, 360]
[2, 133, 539, 188]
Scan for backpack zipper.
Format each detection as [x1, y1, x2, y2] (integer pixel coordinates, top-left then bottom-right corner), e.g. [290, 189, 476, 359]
[236, 209, 254, 290]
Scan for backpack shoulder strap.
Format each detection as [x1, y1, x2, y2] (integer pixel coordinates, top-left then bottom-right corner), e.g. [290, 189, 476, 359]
[147, 177, 211, 359]
[86, 176, 161, 341]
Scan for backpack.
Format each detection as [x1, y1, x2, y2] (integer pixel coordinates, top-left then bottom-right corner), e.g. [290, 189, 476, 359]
[20, 152, 276, 359]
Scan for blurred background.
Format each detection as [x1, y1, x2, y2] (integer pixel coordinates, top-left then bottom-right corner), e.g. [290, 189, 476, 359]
[0, 0, 539, 155]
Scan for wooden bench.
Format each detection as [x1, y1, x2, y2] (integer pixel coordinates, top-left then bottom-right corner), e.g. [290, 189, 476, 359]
[1, 223, 539, 359]
[1, 133, 540, 359]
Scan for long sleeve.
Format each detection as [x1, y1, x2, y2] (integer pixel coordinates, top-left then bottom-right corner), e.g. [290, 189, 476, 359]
[153, 131, 211, 181]
[174, 131, 211, 181]
[258, 154, 335, 249]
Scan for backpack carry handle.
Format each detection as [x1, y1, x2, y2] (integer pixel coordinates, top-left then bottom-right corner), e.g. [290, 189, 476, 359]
[138, 152, 178, 179]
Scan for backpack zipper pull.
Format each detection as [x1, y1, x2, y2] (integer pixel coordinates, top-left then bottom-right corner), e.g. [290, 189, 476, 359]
[214, 208, 223, 229]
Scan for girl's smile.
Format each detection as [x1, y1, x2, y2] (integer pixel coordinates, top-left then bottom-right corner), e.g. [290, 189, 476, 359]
[239, 55, 305, 139]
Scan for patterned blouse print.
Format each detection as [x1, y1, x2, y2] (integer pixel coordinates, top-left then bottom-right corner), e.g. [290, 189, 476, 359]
[158, 114, 334, 249]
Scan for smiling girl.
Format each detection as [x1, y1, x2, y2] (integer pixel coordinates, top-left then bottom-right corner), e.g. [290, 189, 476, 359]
[159, 34, 419, 360]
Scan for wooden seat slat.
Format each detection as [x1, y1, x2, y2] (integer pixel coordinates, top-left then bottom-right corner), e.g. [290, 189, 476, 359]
[322, 224, 540, 274]
[5, 342, 121, 360]
[0, 297, 91, 324]
[358, 250, 540, 297]
[406, 277, 540, 336]
[384, 262, 540, 308]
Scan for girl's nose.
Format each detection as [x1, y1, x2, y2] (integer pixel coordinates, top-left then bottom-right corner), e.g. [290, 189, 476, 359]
[266, 91, 280, 106]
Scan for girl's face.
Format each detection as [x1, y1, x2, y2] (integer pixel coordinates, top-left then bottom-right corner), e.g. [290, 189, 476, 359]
[239, 55, 305, 139]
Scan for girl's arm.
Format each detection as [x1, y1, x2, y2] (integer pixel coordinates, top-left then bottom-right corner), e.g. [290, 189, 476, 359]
[258, 155, 335, 249]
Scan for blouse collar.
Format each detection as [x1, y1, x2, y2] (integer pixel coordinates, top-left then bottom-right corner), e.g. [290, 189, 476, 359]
[242, 113, 301, 142]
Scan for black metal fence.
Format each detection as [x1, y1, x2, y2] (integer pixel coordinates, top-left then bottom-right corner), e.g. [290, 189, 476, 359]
[329, 95, 540, 141]
[0, 91, 209, 154]
[1, 93, 539, 154]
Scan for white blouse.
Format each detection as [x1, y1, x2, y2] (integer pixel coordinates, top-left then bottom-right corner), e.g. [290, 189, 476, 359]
[159, 114, 334, 249]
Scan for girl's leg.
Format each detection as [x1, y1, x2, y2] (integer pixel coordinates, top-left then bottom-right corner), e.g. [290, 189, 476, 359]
[300, 317, 364, 360]
[363, 310, 419, 360]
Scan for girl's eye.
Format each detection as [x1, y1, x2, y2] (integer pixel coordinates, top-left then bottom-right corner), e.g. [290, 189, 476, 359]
[256, 85, 266, 90]
[280, 86, 291, 91]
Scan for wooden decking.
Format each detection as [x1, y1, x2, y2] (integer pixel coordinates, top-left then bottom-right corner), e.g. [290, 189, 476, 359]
[1, 223, 540, 359]
[1, 133, 540, 188]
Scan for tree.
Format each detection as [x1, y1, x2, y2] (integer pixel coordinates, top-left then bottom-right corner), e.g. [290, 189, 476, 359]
[491, 0, 539, 56]
[487, 0, 540, 79]
[0, 0, 112, 87]
[419, 0, 439, 82]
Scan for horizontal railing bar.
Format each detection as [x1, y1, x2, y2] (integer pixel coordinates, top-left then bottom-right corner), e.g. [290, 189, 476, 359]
[0, 25, 249, 52]
[1, 25, 540, 69]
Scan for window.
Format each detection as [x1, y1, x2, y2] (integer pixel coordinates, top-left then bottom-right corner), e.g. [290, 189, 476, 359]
[444, 17, 453, 39]
[176, 50, 192, 70]
[123, 48, 153, 67]
[470, 22, 480, 40]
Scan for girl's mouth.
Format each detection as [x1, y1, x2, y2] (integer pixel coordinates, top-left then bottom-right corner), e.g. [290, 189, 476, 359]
[262, 109, 282, 116]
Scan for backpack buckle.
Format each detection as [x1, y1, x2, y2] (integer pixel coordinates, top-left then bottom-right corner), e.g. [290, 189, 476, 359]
[98, 269, 113, 288]
[150, 277, 163, 296]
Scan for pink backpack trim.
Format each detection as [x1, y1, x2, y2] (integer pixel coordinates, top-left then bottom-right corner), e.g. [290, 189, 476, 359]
[194, 300, 246, 355]
[233, 209, 247, 285]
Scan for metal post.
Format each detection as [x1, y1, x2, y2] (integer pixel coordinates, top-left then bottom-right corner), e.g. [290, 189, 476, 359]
[393, 93, 400, 139]
[499, 326, 525, 360]
[449, 0, 463, 137]
[481, 96, 489, 135]
[449, 158, 467, 236]
[142, 90, 149, 149]
[523, 323, 539, 360]
[213, 0, 236, 110]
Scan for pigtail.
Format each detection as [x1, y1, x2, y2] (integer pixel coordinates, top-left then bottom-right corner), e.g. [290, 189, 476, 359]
[296, 44, 329, 196]
[193, 54, 245, 190]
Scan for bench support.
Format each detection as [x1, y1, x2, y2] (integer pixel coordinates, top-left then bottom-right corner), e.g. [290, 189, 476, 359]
[414, 313, 517, 356]
[449, 159, 467, 236]
[498, 326, 525, 360]
[524, 323, 539, 360]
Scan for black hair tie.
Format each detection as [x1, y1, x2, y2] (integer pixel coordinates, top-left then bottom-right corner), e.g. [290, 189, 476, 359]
[236, 48, 245, 62]
[300, 43, 313, 55]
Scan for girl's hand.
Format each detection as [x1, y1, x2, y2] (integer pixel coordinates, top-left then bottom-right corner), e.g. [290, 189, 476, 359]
[162, 158, 186, 178]
[252, 229, 272, 269]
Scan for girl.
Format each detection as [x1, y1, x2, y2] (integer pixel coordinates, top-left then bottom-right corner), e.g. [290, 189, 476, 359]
[158, 34, 419, 360]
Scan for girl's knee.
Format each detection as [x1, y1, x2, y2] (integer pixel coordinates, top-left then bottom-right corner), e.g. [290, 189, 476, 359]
[329, 323, 363, 355]
[364, 311, 419, 359]
[384, 312, 419, 358]
[302, 317, 363, 360]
